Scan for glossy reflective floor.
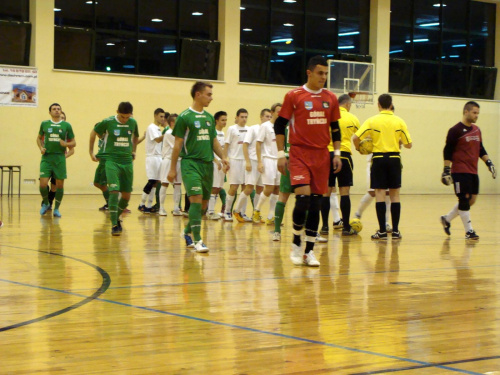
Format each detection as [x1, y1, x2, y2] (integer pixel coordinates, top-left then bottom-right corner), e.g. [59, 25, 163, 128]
[1, 195, 500, 374]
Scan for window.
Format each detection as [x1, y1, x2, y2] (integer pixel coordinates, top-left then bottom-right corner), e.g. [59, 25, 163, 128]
[240, 0, 370, 85]
[54, 0, 219, 79]
[389, 0, 497, 99]
[0, 0, 31, 66]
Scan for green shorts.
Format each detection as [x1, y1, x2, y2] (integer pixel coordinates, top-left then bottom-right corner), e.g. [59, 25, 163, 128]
[40, 153, 66, 180]
[105, 160, 133, 193]
[181, 158, 213, 201]
[94, 160, 107, 186]
[280, 162, 292, 194]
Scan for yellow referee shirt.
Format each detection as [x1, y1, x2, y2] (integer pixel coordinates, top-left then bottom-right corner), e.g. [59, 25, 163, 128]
[328, 107, 360, 153]
[355, 110, 412, 153]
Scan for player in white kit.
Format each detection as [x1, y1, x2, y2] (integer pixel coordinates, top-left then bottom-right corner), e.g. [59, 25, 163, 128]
[207, 111, 228, 220]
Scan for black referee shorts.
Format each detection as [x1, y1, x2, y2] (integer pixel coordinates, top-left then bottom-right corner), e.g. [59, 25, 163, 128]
[451, 173, 479, 196]
[370, 153, 402, 189]
[328, 151, 353, 188]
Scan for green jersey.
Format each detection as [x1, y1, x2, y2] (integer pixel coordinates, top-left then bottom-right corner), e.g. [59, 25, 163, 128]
[94, 115, 139, 164]
[39, 120, 75, 154]
[172, 108, 216, 162]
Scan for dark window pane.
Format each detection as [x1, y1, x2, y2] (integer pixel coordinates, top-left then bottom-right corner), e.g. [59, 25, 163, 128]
[271, 0, 304, 12]
[413, 28, 440, 60]
[413, 61, 439, 95]
[54, 0, 93, 28]
[179, 0, 217, 40]
[54, 28, 93, 70]
[137, 38, 177, 76]
[96, 0, 136, 32]
[389, 59, 412, 93]
[390, 26, 411, 58]
[441, 64, 467, 97]
[270, 49, 303, 85]
[240, 8, 269, 45]
[271, 11, 304, 48]
[95, 32, 137, 73]
[241, 0, 269, 8]
[469, 67, 497, 99]
[442, 0, 468, 31]
[306, 14, 337, 51]
[339, 0, 369, 54]
[469, 1, 495, 67]
[390, 0, 412, 28]
[0, 0, 28, 22]
[179, 39, 220, 80]
[414, 0, 440, 27]
[138, 0, 177, 35]
[442, 31, 467, 63]
[240, 44, 269, 83]
[0, 21, 30, 65]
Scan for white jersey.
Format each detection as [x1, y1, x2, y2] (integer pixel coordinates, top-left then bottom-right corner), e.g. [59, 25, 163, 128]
[161, 127, 175, 159]
[256, 120, 278, 159]
[243, 124, 260, 161]
[214, 129, 225, 161]
[145, 123, 162, 157]
[225, 124, 248, 160]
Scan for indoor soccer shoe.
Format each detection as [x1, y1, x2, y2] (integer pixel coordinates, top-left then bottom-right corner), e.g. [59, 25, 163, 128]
[320, 226, 329, 235]
[440, 215, 451, 236]
[159, 208, 168, 216]
[111, 225, 121, 236]
[242, 214, 253, 222]
[371, 230, 388, 240]
[290, 244, 303, 265]
[303, 251, 320, 267]
[223, 212, 233, 222]
[138, 205, 146, 212]
[272, 232, 281, 241]
[386, 223, 393, 233]
[465, 230, 479, 240]
[194, 240, 209, 253]
[207, 213, 220, 220]
[99, 204, 109, 211]
[53, 208, 61, 218]
[333, 219, 343, 229]
[182, 233, 194, 248]
[391, 231, 402, 240]
[172, 209, 183, 216]
[233, 211, 245, 223]
[117, 220, 123, 233]
[315, 233, 328, 243]
[342, 227, 358, 236]
[40, 204, 51, 216]
[252, 210, 262, 224]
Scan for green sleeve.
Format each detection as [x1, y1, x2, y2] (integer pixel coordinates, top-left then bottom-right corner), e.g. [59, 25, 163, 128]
[172, 116, 187, 138]
[38, 122, 44, 136]
[133, 120, 139, 137]
[94, 120, 106, 136]
[66, 123, 75, 140]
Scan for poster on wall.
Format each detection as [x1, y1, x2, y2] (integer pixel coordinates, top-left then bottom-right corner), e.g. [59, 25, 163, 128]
[0, 65, 38, 107]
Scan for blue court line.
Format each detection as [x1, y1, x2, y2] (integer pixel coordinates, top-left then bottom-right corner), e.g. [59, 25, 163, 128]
[0, 278, 483, 375]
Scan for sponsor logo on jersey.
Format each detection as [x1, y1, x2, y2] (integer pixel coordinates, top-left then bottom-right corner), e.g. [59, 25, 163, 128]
[59, 129, 62, 133]
[465, 135, 480, 142]
[194, 121, 201, 129]
[206, 121, 211, 127]
[128, 131, 131, 135]
[48, 128, 53, 133]
[304, 101, 313, 110]
[322, 101, 330, 109]
[293, 175, 305, 180]
[114, 130, 120, 136]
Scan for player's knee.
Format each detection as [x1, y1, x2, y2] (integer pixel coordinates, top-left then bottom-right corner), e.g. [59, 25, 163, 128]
[143, 179, 156, 194]
[295, 194, 311, 213]
[458, 196, 470, 211]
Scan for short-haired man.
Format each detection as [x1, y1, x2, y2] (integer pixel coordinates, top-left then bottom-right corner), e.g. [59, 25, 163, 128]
[275, 55, 342, 267]
[168, 82, 229, 253]
[440, 101, 496, 240]
[37, 103, 76, 217]
[90, 102, 139, 236]
[138, 108, 165, 213]
[353, 94, 412, 240]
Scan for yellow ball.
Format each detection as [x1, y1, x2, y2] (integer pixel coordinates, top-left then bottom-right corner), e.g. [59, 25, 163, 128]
[359, 138, 373, 155]
[350, 218, 363, 232]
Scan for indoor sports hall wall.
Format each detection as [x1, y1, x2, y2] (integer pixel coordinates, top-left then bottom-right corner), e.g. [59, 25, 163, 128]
[0, 0, 499, 195]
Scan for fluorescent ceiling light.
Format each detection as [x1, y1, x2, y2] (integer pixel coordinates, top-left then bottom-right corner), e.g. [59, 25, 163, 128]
[277, 51, 296, 56]
[338, 46, 355, 49]
[419, 22, 440, 27]
[389, 49, 403, 54]
[452, 44, 466, 48]
[284, 0, 296, 3]
[339, 31, 360, 36]
[433, 3, 446, 6]
[271, 38, 293, 43]
[106, 67, 111, 71]
[139, 39, 147, 43]
[163, 50, 177, 54]
[151, 18, 163, 22]
[243, 28, 252, 32]
[327, 18, 336, 21]
[123, 65, 135, 69]
[54, 8, 61, 11]
[86, 1, 98, 4]
[283, 23, 294, 27]
[240, 7, 245, 10]
[405, 38, 429, 43]
[192, 12, 203, 16]
[106, 43, 115, 46]
[449, 55, 459, 58]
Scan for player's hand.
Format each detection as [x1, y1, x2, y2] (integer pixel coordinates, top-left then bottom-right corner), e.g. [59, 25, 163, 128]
[215, 160, 222, 170]
[333, 155, 342, 173]
[90, 153, 98, 162]
[59, 139, 67, 147]
[486, 160, 496, 179]
[441, 166, 452, 185]
[221, 159, 230, 173]
[132, 152, 136, 160]
[277, 157, 288, 175]
[258, 162, 264, 174]
[245, 162, 252, 172]
[167, 170, 176, 183]
[40, 147, 46, 155]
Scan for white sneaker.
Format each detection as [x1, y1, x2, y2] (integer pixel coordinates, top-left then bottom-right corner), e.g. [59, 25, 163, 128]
[386, 223, 393, 233]
[315, 233, 328, 243]
[290, 244, 303, 265]
[194, 240, 209, 253]
[159, 208, 168, 216]
[272, 232, 281, 241]
[207, 213, 220, 220]
[172, 209, 183, 216]
[303, 251, 320, 267]
[223, 212, 233, 221]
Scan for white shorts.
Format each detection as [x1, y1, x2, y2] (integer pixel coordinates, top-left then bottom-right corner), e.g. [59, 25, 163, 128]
[212, 161, 225, 189]
[146, 156, 162, 180]
[160, 158, 182, 184]
[261, 157, 280, 186]
[228, 159, 246, 185]
[244, 159, 262, 186]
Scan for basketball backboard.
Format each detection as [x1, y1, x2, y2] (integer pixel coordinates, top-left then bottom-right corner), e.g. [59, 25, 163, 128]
[327, 60, 375, 107]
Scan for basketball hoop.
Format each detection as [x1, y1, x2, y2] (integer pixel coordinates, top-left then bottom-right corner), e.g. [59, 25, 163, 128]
[349, 91, 372, 108]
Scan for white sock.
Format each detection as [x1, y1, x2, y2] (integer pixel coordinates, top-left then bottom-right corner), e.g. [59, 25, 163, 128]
[241, 195, 248, 216]
[385, 195, 391, 223]
[234, 193, 248, 214]
[356, 193, 374, 219]
[267, 193, 278, 219]
[146, 187, 156, 208]
[330, 192, 341, 222]
[140, 192, 148, 206]
[458, 210, 473, 232]
[208, 194, 217, 214]
[159, 185, 167, 211]
[226, 194, 235, 214]
[256, 193, 270, 212]
[446, 204, 459, 222]
[173, 184, 182, 211]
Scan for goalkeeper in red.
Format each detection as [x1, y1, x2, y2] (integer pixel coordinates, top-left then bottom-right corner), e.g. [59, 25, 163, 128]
[440, 101, 496, 240]
[275, 55, 342, 267]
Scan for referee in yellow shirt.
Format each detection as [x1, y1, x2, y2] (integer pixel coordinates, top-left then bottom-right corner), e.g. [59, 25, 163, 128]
[353, 94, 412, 240]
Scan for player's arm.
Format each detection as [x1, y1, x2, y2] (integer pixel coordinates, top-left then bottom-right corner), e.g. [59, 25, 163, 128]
[168, 136, 184, 183]
[213, 138, 229, 172]
[441, 128, 458, 185]
[37, 134, 46, 154]
[480, 143, 496, 179]
[65, 147, 75, 158]
[136, 131, 146, 144]
[243, 142, 252, 171]
[61, 138, 76, 148]
[89, 129, 99, 162]
[155, 134, 164, 143]
[256, 141, 264, 173]
[274, 115, 289, 174]
[330, 121, 342, 173]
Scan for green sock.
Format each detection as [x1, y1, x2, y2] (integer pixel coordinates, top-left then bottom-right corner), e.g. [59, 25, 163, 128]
[117, 197, 128, 218]
[103, 189, 110, 204]
[250, 189, 256, 209]
[54, 188, 64, 209]
[219, 188, 226, 205]
[189, 202, 202, 242]
[40, 186, 49, 205]
[109, 193, 119, 226]
[275, 201, 286, 233]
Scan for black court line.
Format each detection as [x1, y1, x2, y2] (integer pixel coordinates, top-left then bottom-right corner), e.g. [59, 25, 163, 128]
[0, 248, 110, 332]
[350, 355, 500, 374]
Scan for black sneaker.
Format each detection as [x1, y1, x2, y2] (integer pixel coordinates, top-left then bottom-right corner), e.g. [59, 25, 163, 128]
[320, 226, 329, 235]
[138, 205, 146, 212]
[143, 207, 151, 214]
[111, 225, 121, 236]
[117, 220, 123, 233]
[440, 215, 451, 235]
[333, 219, 343, 230]
[99, 204, 109, 211]
[342, 227, 358, 236]
[371, 230, 388, 240]
[391, 231, 402, 240]
[150, 206, 159, 214]
[465, 230, 479, 240]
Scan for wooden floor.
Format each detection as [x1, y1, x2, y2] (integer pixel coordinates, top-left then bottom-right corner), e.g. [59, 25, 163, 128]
[1, 194, 500, 375]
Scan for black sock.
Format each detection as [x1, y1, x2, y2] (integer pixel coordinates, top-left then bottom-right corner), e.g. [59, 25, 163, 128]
[184, 194, 190, 211]
[320, 196, 330, 229]
[48, 190, 56, 206]
[376, 202, 386, 233]
[340, 195, 351, 230]
[391, 202, 401, 232]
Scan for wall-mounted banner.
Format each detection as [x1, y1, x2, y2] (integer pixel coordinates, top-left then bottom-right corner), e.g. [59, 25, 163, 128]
[0, 65, 38, 107]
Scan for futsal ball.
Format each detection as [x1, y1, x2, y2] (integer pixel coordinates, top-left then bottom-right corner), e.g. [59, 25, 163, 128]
[350, 218, 363, 233]
[359, 138, 373, 155]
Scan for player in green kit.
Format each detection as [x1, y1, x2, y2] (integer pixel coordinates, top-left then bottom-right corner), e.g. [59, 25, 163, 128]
[89, 102, 139, 236]
[37, 103, 76, 217]
[93, 127, 110, 210]
[168, 82, 229, 253]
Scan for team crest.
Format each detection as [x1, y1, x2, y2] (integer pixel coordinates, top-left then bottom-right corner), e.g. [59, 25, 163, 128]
[128, 130, 131, 134]
[59, 129, 62, 133]
[304, 101, 313, 110]
[206, 121, 211, 127]
[322, 101, 330, 109]
[194, 121, 201, 129]
[114, 129, 120, 136]
[48, 128, 53, 133]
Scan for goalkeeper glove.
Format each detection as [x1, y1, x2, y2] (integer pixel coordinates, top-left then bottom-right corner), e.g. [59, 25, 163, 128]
[441, 166, 452, 186]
